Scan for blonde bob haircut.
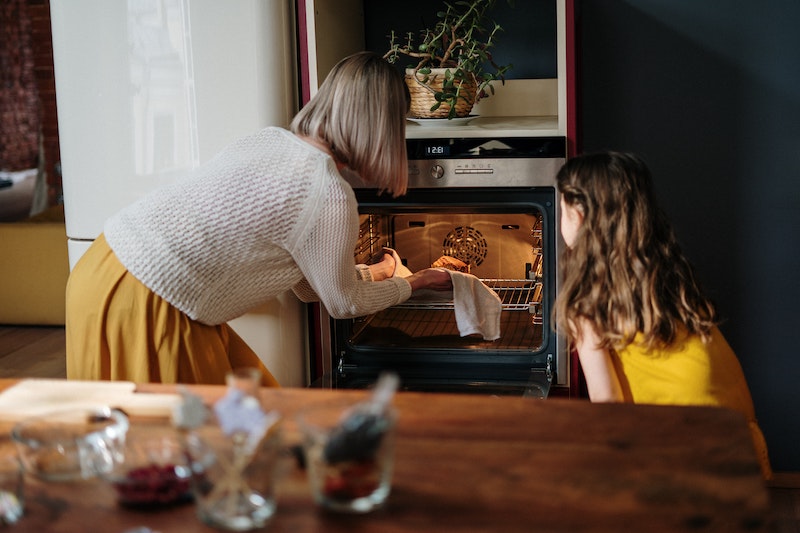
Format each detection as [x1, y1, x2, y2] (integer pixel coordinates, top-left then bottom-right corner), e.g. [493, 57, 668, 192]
[290, 51, 410, 197]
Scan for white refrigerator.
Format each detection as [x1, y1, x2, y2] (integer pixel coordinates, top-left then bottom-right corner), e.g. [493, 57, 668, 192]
[50, 0, 308, 386]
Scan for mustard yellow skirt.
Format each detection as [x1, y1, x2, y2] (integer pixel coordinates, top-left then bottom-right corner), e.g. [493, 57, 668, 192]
[65, 234, 279, 386]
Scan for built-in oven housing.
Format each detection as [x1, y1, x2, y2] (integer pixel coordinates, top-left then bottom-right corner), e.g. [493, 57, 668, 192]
[311, 136, 569, 397]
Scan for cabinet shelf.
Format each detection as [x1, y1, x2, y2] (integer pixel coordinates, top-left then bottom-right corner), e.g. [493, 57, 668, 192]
[300, 1, 569, 142]
[406, 115, 560, 139]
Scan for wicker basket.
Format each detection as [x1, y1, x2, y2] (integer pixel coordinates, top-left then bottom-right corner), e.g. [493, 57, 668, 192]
[405, 68, 478, 119]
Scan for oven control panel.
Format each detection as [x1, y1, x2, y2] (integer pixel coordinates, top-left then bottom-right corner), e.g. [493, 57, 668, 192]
[409, 158, 563, 188]
[407, 136, 565, 188]
[422, 163, 501, 179]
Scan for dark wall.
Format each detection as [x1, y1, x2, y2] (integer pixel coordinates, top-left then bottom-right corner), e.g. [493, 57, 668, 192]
[577, 0, 800, 471]
[364, 0, 557, 79]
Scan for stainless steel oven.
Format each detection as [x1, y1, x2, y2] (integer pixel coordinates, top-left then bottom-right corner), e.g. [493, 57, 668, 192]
[310, 136, 569, 397]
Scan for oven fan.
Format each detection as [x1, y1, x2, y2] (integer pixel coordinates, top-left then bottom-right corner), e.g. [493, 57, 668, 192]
[441, 226, 488, 267]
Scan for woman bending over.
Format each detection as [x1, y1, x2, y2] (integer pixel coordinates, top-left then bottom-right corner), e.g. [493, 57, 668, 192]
[65, 52, 451, 386]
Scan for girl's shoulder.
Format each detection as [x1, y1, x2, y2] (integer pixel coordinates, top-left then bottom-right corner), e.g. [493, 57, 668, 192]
[618, 325, 730, 361]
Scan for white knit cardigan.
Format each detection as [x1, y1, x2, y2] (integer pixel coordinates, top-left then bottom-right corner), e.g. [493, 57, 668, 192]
[104, 127, 411, 325]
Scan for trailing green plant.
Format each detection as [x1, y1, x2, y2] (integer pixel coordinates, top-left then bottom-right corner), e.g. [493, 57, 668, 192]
[384, 0, 513, 118]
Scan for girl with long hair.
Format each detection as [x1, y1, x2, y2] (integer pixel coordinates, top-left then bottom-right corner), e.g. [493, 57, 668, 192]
[555, 151, 771, 479]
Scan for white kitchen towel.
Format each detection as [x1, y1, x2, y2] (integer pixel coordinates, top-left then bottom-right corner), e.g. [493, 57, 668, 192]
[446, 269, 502, 341]
[387, 248, 502, 340]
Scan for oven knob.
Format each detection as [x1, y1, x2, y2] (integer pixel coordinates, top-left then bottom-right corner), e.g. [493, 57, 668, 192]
[430, 164, 445, 180]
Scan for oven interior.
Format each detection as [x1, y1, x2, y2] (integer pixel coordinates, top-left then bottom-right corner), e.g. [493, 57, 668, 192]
[330, 186, 558, 397]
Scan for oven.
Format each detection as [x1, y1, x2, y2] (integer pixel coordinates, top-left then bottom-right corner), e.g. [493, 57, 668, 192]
[310, 135, 569, 397]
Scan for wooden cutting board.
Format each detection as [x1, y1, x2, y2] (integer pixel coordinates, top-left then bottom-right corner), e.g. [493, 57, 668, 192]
[0, 378, 180, 420]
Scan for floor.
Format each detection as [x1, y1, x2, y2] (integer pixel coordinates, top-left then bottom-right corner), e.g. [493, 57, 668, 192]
[0, 324, 798, 531]
[0, 325, 66, 379]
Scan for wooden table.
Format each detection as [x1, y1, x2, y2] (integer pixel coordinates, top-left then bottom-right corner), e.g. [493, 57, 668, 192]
[0, 379, 771, 532]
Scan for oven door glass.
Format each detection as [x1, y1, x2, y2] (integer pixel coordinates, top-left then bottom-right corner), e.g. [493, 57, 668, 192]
[333, 187, 556, 396]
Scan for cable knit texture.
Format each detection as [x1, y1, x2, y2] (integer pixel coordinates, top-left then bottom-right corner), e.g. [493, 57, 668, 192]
[104, 127, 411, 324]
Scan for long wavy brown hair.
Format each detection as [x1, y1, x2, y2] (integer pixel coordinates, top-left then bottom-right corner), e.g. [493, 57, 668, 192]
[554, 152, 718, 351]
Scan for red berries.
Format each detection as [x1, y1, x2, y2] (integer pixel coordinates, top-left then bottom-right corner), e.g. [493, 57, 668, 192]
[112, 463, 192, 507]
[322, 460, 380, 501]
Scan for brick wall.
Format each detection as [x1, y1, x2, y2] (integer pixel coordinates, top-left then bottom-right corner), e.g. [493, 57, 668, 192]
[0, 0, 39, 171]
[0, 0, 60, 207]
[27, 0, 60, 207]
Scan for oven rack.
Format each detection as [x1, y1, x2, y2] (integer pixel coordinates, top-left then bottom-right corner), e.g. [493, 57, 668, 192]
[397, 278, 542, 312]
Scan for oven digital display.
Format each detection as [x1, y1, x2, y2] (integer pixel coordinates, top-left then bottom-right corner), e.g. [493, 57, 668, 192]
[425, 145, 450, 157]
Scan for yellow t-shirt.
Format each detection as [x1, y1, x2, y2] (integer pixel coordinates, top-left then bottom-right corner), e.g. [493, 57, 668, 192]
[611, 326, 772, 479]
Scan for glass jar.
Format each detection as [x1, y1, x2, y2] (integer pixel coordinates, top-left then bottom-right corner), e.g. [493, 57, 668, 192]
[190, 368, 283, 531]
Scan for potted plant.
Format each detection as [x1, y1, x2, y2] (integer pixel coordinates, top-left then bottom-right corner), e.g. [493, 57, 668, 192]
[383, 0, 512, 119]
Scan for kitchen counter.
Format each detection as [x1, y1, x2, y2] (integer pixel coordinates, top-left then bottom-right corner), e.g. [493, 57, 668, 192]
[0, 379, 771, 532]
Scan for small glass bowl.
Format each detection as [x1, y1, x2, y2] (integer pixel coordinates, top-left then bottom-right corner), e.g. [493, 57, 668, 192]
[102, 426, 210, 509]
[11, 407, 129, 482]
[297, 399, 397, 513]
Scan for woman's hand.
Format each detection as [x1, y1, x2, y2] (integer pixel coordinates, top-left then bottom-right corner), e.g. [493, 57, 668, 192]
[406, 268, 453, 292]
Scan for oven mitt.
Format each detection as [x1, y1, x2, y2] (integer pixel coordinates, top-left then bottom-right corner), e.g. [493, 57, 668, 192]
[387, 247, 501, 341]
[386, 247, 413, 278]
[355, 248, 411, 281]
